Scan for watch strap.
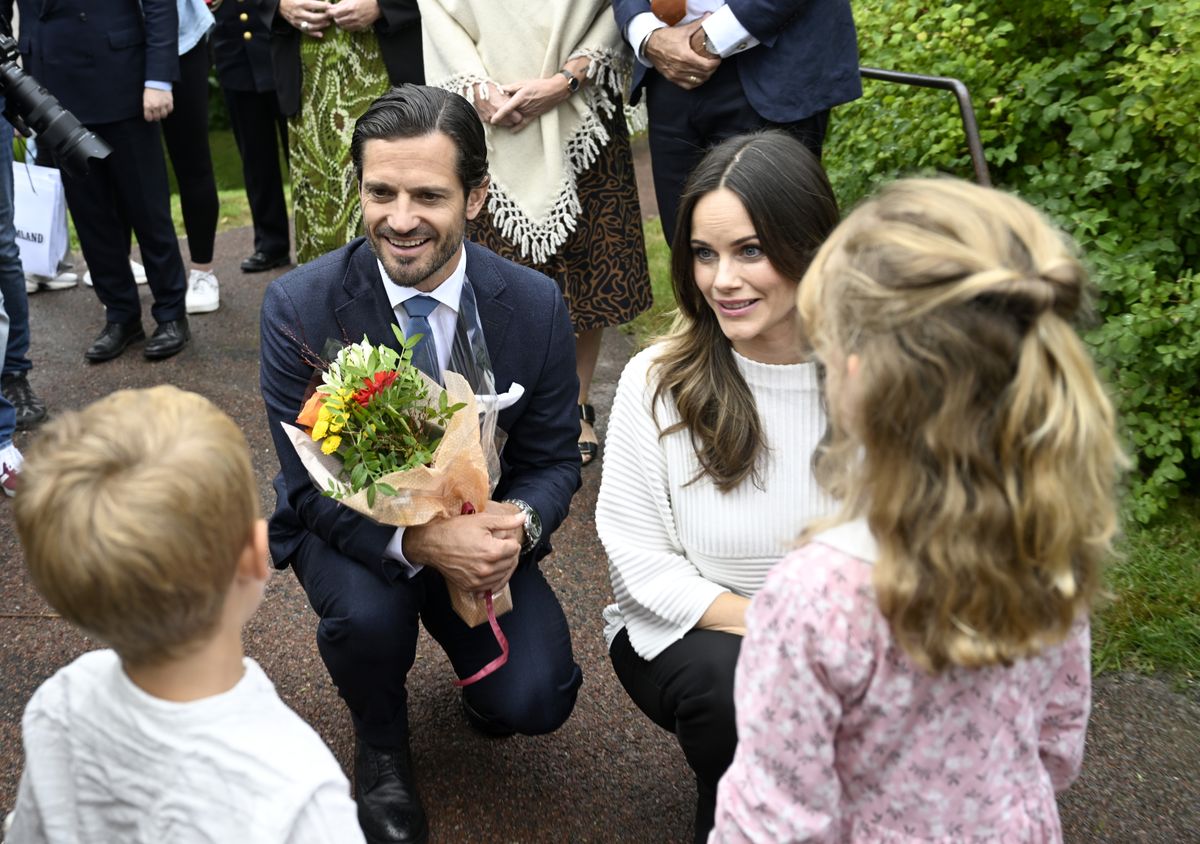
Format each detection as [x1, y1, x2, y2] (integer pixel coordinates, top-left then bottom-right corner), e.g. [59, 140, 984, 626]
[558, 69, 579, 94]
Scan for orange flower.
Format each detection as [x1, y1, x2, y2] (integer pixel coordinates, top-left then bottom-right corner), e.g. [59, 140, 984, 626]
[297, 391, 323, 430]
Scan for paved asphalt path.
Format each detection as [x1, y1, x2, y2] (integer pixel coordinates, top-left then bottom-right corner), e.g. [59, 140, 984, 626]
[1, 219, 1197, 841]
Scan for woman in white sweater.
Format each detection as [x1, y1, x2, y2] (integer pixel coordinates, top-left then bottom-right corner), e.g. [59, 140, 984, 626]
[596, 130, 840, 844]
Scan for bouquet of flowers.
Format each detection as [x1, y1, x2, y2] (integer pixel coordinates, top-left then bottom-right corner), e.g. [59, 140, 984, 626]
[283, 325, 514, 634]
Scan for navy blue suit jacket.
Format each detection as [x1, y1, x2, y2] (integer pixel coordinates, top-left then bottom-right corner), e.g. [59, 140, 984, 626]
[260, 238, 582, 579]
[213, 0, 275, 94]
[8, 0, 179, 125]
[610, 0, 860, 123]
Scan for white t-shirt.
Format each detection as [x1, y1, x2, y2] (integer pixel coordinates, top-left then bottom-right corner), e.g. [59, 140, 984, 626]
[5, 650, 364, 844]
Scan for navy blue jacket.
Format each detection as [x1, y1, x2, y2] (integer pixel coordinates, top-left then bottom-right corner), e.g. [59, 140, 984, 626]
[213, 0, 275, 93]
[611, 0, 861, 123]
[9, 0, 179, 125]
[260, 238, 582, 577]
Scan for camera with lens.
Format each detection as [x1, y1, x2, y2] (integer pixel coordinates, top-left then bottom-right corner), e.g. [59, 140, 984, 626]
[0, 24, 111, 176]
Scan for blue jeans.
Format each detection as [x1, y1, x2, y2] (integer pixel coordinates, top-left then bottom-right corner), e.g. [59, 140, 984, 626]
[0, 101, 32, 379]
[0, 106, 21, 446]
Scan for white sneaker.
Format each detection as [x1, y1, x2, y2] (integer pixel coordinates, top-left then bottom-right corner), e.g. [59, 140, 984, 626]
[185, 268, 220, 314]
[24, 270, 79, 293]
[0, 442, 23, 498]
[83, 260, 148, 287]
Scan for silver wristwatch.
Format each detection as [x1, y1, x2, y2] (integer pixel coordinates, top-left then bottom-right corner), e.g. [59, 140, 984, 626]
[503, 498, 543, 553]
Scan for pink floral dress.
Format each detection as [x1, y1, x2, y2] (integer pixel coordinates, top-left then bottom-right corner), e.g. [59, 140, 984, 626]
[712, 520, 1090, 843]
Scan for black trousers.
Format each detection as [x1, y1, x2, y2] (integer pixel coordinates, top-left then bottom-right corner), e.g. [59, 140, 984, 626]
[291, 532, 583, 749]
[60, 117, 187, 325]
[609, 626, 742, 844]
[645, 58, 829, 248]
[223, 86, 290, 259]
[161, 36, 219, 265]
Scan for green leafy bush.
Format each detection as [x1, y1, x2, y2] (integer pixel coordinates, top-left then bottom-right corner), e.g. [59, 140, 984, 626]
[824, 1, 1200, 521]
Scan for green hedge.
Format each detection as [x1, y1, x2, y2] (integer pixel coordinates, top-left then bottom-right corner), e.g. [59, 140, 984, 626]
[823, 1, 1200, 522]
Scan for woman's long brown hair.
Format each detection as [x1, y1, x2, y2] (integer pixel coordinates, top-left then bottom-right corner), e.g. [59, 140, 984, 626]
[651, 131, 839, 491]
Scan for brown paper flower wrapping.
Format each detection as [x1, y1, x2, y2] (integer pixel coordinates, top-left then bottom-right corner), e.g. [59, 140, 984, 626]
[284, 369, 512, 626]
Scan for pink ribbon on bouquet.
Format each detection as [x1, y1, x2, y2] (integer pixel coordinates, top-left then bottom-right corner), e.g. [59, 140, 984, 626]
[452, 502, 511, 688]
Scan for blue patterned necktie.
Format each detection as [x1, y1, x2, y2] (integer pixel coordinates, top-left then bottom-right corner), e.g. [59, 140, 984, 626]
[402, 295, 440, 382]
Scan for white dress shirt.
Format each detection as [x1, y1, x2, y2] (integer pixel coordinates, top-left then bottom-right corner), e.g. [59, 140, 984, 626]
[625, 2, 761, 68]
[377, 246, 470, 574]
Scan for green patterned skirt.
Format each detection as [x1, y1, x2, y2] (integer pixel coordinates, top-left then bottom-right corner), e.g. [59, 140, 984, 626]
[291, 27, 390, 264]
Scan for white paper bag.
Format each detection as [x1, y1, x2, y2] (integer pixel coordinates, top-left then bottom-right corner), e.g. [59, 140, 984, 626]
[11, 161, 69, 278]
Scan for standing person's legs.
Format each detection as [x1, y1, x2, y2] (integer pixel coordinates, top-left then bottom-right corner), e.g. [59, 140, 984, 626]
[0, 107, 46, 428]
[644, 61, 770, 249]
[224, 87, 290, 268]
[0, 285, 17, 496]
[646, 60, 829, 249]
[419, 558, 583, 736]
[609, 627, 741, 844]
[103, 119, 188, 328]
[60, 124, 143, 334]
[161, 37, 221, 314]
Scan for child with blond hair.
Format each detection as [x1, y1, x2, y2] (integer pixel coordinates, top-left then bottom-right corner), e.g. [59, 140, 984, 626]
[711, 179, 1126, 842]
[7, 386, 364, 843]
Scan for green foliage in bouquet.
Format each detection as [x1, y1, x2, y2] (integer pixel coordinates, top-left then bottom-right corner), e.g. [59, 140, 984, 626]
[824, 1, 1200, 521]
[306, 326, 466, 507]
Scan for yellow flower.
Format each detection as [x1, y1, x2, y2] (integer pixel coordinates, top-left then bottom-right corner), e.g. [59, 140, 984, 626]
[321, 435, 342, 455]
[312, 405, 332, 440]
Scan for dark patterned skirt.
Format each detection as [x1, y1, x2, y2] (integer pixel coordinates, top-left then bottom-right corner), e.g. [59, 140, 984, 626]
[468, 98, 652, 332]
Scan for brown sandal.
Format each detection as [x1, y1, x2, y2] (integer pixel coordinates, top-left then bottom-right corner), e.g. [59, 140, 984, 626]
[578, 403, 599, 466]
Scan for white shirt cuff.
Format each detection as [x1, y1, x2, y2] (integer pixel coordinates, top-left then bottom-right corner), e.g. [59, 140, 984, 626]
[145, 80, 173, 92]
[384, 528, 424, 578]
[626, 12, 667, 68]
[702, 6, 760, 57]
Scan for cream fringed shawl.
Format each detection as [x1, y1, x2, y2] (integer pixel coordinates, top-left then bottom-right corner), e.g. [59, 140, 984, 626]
[419, 0, 631, 263]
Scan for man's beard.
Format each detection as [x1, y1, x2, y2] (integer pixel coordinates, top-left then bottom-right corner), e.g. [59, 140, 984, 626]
[366, 221, 462, 289]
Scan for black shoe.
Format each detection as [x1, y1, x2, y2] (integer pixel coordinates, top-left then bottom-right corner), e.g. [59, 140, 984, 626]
[143, 318, 190, 361]
[461, 692, 516, 738]
[1, 372, 48, 430]
[354, 739, 429, 844]
[85, 320, 145, 363]
[240, 250, 290, 273]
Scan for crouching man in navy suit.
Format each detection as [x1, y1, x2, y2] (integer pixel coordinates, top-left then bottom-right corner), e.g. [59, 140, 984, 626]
[260, 85, 583, 844]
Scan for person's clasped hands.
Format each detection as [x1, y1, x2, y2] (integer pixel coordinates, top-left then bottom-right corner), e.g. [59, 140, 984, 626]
[645, 13, 720, 91]
[280, 0, 381, 37]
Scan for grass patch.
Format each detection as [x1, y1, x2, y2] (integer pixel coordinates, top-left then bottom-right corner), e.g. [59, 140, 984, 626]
[626, 217, 676, 348]
[1095, 498, 1200, 690]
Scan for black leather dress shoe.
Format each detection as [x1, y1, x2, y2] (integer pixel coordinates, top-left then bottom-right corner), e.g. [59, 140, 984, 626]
[85, 320, 145, 362]
[240, 250, 290, 273]
[143, 318, 190, 360]
[354, 739, 429, 844]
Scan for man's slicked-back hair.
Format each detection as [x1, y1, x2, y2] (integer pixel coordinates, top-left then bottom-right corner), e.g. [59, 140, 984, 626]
[351, 84, 489, 196]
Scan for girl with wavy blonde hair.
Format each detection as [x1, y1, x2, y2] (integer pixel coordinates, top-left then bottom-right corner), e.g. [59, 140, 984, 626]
[712, 178, 1126, 842]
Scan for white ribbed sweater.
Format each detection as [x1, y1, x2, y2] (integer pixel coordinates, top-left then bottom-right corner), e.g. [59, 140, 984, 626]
[597, 345, 833, 660]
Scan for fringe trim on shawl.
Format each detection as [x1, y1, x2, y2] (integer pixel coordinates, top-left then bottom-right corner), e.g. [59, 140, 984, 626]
[438, 50, 631, 264]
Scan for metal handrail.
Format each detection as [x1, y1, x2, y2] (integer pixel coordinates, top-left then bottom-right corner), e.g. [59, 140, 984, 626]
[859, 67, 991, 186]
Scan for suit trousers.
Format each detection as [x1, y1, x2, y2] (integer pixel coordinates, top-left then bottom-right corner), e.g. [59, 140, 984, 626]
[291, 532, 583, 749]
[61, 117, 187, 325]
[646, 58, 830, 248]
[223, 86, 290, 259]
[161, 36, 219, 265]
[609, 626, 742, 844]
